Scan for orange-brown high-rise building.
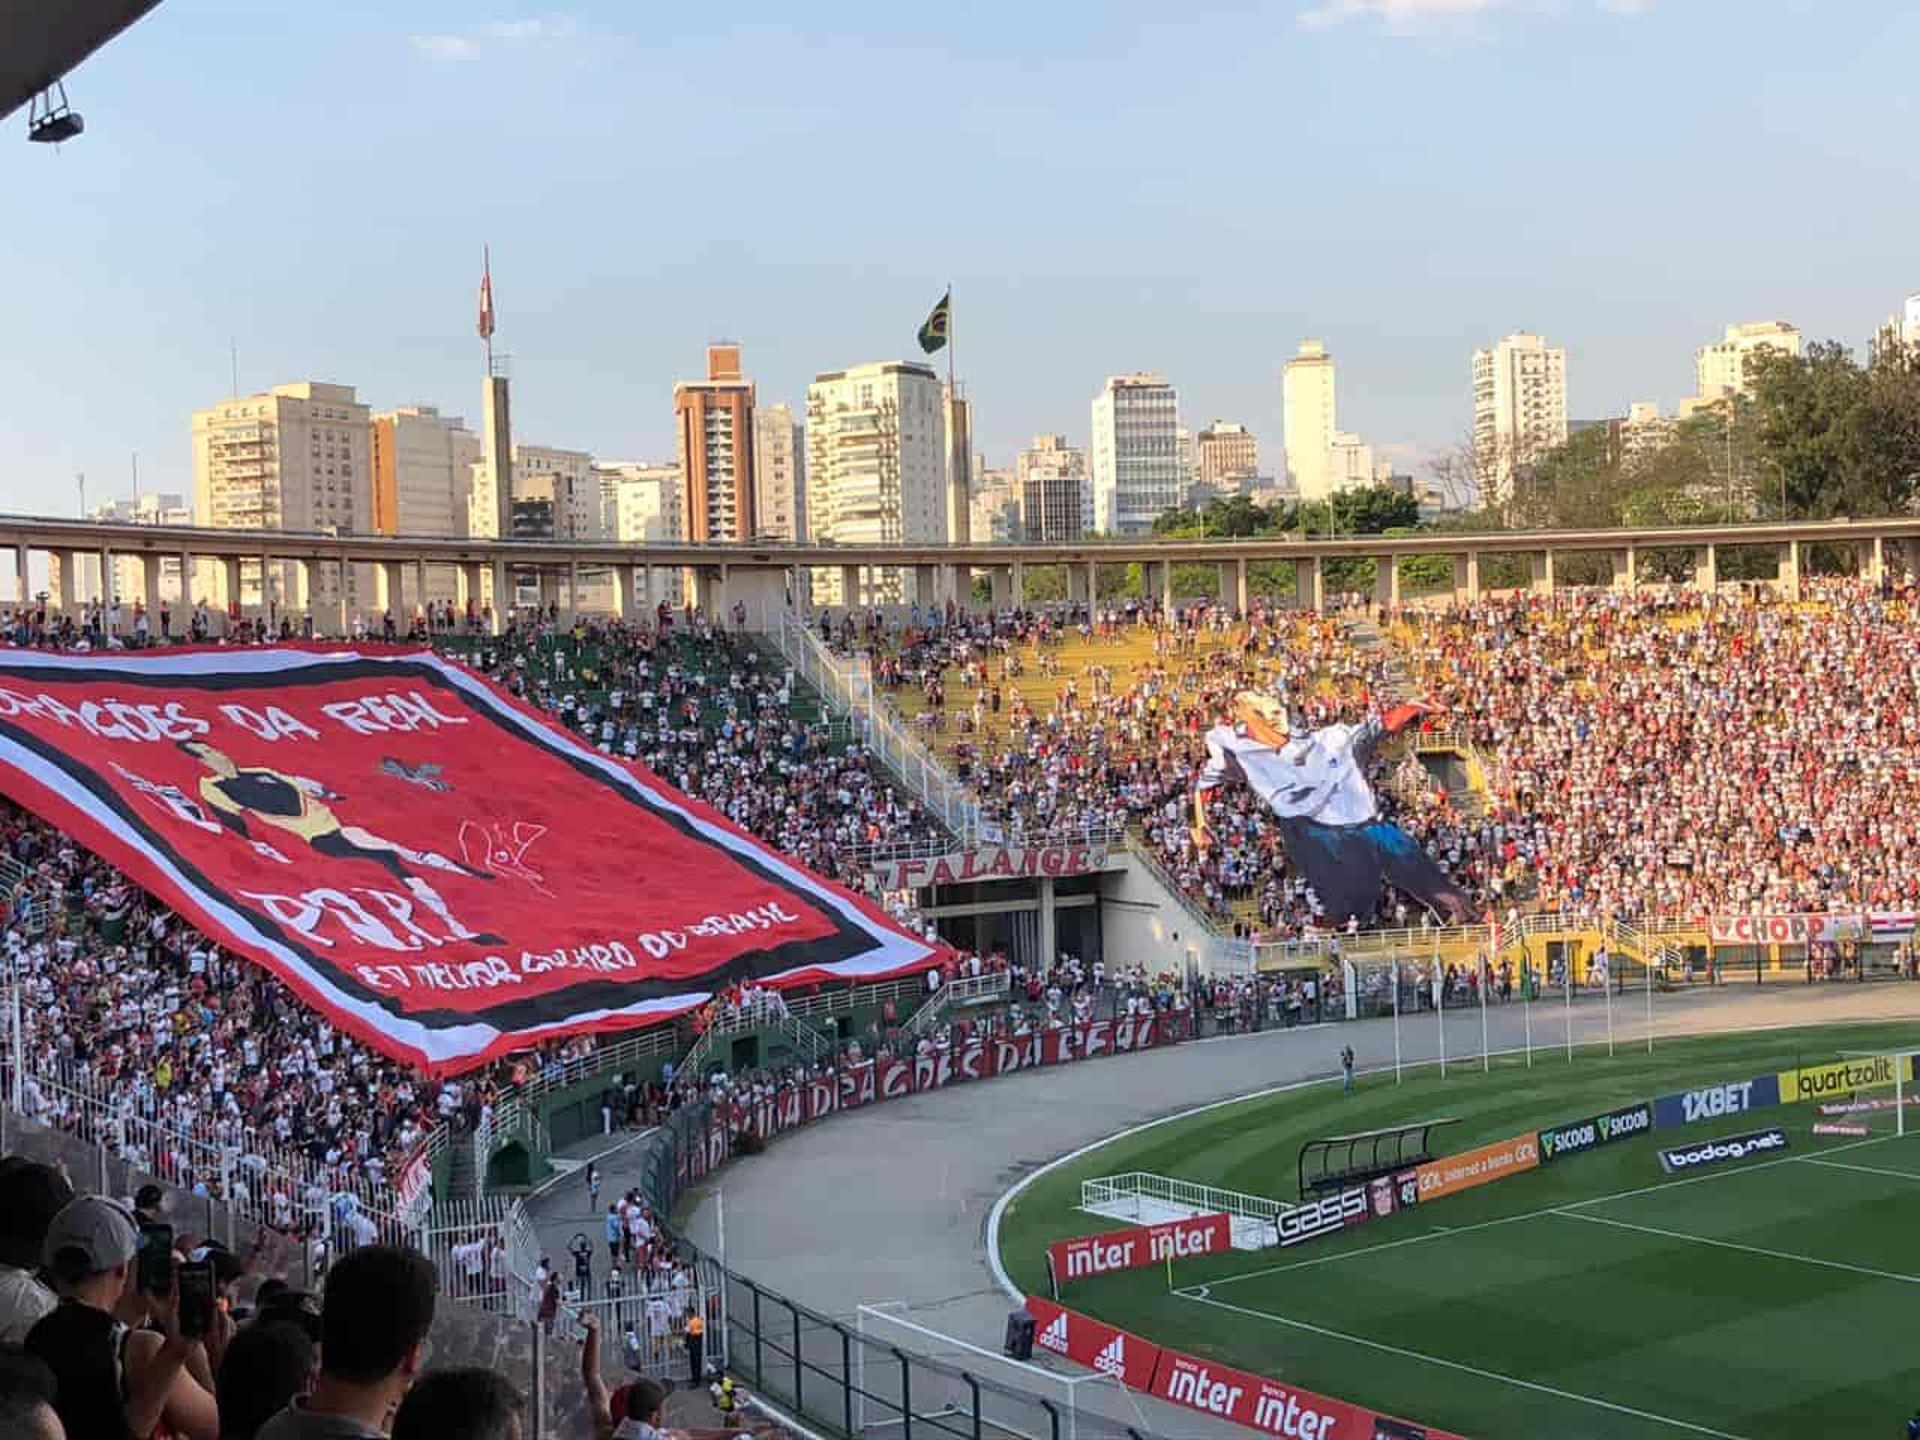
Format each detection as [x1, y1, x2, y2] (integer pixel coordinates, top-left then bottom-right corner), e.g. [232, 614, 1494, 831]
[674, 343, 756, 541]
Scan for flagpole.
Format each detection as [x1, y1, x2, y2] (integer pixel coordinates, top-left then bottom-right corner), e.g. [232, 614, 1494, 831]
[1391, 957, 1402, 1085]
[483, 245, 494, 374]
[1434, 936, 1446, 1080]
[1479, 944, 1490, 1074]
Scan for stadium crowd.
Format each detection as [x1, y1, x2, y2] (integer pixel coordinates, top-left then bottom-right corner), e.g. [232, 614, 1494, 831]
[1399, 576, 1920, 920]
[841, 600, 1509, 936]
[0, 1157, 759, 1439]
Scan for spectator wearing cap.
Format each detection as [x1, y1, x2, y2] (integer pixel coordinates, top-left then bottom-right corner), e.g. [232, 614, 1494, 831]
[217, 1321, 316, 1440]
[256, 1244, 437, 1440]
[133, 1184, 166, 1227]
[0, 1159, 74, 1343]
[25, 1195, 197, 1440]
[0, 1344, 63, 1440]
[392, 1367, 523, 1440]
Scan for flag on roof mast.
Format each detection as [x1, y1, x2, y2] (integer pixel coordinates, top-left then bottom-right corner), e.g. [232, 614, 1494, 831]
[478, 248, 496, 341]
[917, 289, 950, 355]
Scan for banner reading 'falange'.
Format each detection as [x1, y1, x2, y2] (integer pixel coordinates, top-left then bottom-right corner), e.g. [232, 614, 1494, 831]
[0, 647, 942, 1073]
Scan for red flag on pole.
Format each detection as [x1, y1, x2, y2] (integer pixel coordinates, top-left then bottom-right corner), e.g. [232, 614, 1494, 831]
[478, 247, 496, 341]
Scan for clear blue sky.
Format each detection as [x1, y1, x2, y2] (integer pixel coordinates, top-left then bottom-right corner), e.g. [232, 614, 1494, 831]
[2, 0, 1915, 510]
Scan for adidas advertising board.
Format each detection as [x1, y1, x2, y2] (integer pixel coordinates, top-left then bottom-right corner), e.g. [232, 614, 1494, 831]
[1537, 1102, 1653, 1163]
[1652, 1074, 1781, 1129]
[1024, 1297, 1467, 1439]
[1275, 1186, 1371, 1248]
[1657, 1127, 1789, 1174]
[1020, 1297, 1162, 1390]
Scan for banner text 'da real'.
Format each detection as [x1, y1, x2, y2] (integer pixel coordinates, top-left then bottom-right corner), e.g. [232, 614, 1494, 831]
[0, 648, 940, 1072]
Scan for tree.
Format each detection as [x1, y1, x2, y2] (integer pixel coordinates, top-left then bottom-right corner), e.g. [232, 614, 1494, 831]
[1747, 341, 1920, 517]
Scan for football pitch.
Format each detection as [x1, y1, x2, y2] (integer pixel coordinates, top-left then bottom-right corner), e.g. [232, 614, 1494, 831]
[995, 1022, 1920, 1439]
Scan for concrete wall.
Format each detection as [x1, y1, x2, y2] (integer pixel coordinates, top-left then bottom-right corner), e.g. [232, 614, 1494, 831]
[1098, 852, 1247, 977]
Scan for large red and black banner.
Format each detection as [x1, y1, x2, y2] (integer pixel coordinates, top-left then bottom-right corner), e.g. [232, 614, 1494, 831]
[0, 646, 941, 1072]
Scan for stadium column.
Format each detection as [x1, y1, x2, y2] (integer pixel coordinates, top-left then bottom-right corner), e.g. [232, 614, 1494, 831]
[219, 557, 241, 634]
[13, 544, 27, 609]
[1375, 554, 1400, 609]
[1451, 550, 1481, 602]
[141, 555, 162, 630]
[1529, 549, 1555, 594]
[177, 551, 193, 617]
[1085, 559, 1098, 609]
[1295, 554, 1323, 612]
[1865, 536, 1885, 585]
[1159, 558, 1174, 613]
[415, 560, 429, 620]
[293, 559, 315, 626]
[50, 551, 77, 617]
[97, 547, 113, 622]
[841, 564, 861, 610]
[914, 565, 938, 611]
[489, 559, 508, 633]
[1038, 876, 1057, 972]
[1234, 557, 1249, 615]
[1621, 545, 1640, 591]
[1778, 539, 1801, 600]
[564, 559, 580, 626]
[372, 561, 396, 619]
[1697, 543, 1718, 590]
[1011, 561, 1025, 609]
[988, 566, 1010, 610]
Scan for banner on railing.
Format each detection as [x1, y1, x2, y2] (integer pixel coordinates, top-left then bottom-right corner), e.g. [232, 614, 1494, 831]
[1024, 1297, 1464, 1439]
[875, 842, 1116, 891]
[684, 1014, 1189, 1187]
[0, 647, 942, 1073]
[1707, 912, 1918, 946]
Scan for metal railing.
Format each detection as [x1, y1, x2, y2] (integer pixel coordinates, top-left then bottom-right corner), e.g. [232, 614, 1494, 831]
[904, 969, 1012, 1038]
[770, 609, 980, 841]
[1082, 1171, 1291, 1226]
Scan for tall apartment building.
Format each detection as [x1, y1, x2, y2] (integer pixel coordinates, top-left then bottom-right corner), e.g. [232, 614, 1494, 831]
[1888, 294, 1920, 350]
[597, 460, 684, 605]
[1328, 432, 1377, 490]
[675, 343, 756, 543]
[1195, 422, 1258, 491]
[78, 493, 194, 606]
[1472, 333, 1568, 503]
[369, 406, 480, 537]
[1089, 374, 1181, 536]
[970, 468, 1020, 543]
[509, 444, 598, 539]
[1282, 340, 1339, 502]
[1690, 321, 1801, 406]
[752, 403, 804, 541]
[1015, 434, 1088, 542]
[191, 381, 371, 609]
[805, 361, 947, 605]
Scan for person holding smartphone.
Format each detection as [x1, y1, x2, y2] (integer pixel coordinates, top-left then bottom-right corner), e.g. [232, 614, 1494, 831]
[24, 1195, 198, 1440]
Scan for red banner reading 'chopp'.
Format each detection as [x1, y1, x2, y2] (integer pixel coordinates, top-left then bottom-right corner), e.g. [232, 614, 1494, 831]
[0, 647, 941, 1073]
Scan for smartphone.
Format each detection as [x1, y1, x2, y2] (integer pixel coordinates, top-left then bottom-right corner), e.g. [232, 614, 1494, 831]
[136, 1222, 175, 1296]
[176, 1259, 216, 1340]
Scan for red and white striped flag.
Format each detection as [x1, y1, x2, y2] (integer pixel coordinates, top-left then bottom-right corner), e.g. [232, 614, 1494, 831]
[478, 247, 496, 340]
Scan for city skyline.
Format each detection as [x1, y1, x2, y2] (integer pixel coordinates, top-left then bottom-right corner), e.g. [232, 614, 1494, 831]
[4, 4, 1920, 512]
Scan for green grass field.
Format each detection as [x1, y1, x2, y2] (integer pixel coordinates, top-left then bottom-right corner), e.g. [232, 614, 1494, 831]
[996, 1023, 1920, 1439]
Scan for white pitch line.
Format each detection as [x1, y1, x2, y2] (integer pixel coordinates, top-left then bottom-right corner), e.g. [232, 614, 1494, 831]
[1800, 1155, 1920, 1183]
[1175, 1289, 1752, 1439]
[1207, 1133, 1893, 1291]
[1552, 1210, 1920, 1287]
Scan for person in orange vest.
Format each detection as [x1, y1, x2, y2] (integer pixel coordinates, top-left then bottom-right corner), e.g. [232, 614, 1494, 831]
[683, 1308, 705, 1388]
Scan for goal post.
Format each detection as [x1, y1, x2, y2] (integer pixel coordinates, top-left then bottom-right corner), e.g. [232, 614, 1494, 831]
[1815, 1051, 1917, 1138]
[853, 1302, 1150, 1440]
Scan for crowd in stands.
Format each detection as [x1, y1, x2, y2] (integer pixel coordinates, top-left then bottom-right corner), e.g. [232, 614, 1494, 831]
[1400, 576, 1920, 921]
[838, 599, 1507, 938]
[0, 1155, 766, 1439]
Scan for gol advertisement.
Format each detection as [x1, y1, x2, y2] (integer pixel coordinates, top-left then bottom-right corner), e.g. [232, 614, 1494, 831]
[1414, 1132, 1540, 1202]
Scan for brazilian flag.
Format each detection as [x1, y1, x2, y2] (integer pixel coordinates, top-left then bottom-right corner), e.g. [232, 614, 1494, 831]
[917, 290, 951, 355]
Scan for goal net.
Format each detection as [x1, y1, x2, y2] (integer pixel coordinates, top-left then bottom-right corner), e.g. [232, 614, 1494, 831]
[853, 1301, 1149, 1440]
[1806, 1052, 1915, 1139]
